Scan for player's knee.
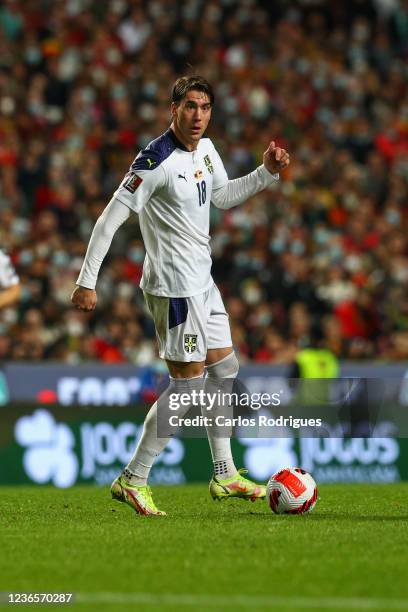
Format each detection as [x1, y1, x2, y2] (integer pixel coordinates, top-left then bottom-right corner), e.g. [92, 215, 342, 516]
[166, 360, 205, 379]
[206, 351, 239, 379]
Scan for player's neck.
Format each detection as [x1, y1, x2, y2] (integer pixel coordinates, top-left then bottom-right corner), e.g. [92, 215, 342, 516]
[170, 122, 198, 152]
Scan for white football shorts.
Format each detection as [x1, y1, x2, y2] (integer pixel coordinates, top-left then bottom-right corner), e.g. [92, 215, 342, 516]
[144, 283, 232, 362]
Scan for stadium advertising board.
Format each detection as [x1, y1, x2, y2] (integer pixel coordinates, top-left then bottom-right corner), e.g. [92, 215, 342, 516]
[2, 363, 408, 485]
[1, 403, 408, 487]
[3, 362, 408, 404]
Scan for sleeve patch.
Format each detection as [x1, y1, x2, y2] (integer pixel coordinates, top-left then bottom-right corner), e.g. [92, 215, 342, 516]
[124, 172, 143, 193]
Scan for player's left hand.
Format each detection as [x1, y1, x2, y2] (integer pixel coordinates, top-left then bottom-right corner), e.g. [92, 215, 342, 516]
[263, 141, 290, 174]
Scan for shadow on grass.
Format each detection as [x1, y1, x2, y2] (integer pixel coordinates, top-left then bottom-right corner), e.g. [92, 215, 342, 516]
[237, 512, 408, 522]
[306, 512, 408, 521]
[156, 506, 408, 522]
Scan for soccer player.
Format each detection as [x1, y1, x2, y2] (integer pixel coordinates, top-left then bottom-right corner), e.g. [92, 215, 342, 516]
[0, 249, 21, 311]
[71, 76, 290, 516]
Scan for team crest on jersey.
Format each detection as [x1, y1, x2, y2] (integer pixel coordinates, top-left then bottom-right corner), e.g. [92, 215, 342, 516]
[194, 169, 203, 180]
[184, 334, 198, 353]
[124, 172, 143, 193]
[204, 155, 214, 174]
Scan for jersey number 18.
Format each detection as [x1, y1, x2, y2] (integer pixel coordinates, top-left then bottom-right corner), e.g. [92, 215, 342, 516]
[196, 180, 207, 206]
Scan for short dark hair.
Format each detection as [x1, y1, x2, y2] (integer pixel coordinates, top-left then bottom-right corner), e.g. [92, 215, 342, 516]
[171, 76, 214, 106]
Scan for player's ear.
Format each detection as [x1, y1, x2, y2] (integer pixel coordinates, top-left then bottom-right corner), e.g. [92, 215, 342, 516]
[170, 102, 178, 118]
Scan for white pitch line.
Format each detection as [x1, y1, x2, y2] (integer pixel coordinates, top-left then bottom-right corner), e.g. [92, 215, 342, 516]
[75, 592, 408, 609]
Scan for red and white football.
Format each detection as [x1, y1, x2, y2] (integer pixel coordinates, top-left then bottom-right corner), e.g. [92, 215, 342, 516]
[266, 468, 318, 515]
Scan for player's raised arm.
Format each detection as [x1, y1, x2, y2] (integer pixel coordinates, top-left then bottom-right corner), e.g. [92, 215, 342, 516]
[71, 156, 165, 312]
[210, 140, 290, 210]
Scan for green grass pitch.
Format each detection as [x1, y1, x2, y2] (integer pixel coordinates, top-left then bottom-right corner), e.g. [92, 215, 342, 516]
[1, 484, 408, 611]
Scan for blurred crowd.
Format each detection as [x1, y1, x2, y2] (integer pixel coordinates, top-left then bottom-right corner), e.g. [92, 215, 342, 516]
[0, 0, 407, 364]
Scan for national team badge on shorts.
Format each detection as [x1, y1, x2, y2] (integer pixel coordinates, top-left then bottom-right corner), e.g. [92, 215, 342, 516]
[194, 169, 203, 180]
[184, 334, 198, 353]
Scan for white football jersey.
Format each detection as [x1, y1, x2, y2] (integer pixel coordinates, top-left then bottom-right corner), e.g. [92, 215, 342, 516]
[76, 128, 278, 296]
[111, 129, 277, 297]
[0, 250, 19, 289]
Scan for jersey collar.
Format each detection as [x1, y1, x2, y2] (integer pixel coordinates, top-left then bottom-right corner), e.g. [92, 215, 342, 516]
[166, 128, 192, 153]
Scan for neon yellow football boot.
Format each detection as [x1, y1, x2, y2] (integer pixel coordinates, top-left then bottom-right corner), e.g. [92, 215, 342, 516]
[209, 468, 266, 502]
[111, 475, 166, 516]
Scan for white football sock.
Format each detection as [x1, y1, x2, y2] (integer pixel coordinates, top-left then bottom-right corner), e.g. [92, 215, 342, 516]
[213, 449, 238, 480]
[204, 352, 239, 480]
[124, 400, 164, 485]
[125, 374, 205, 485]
